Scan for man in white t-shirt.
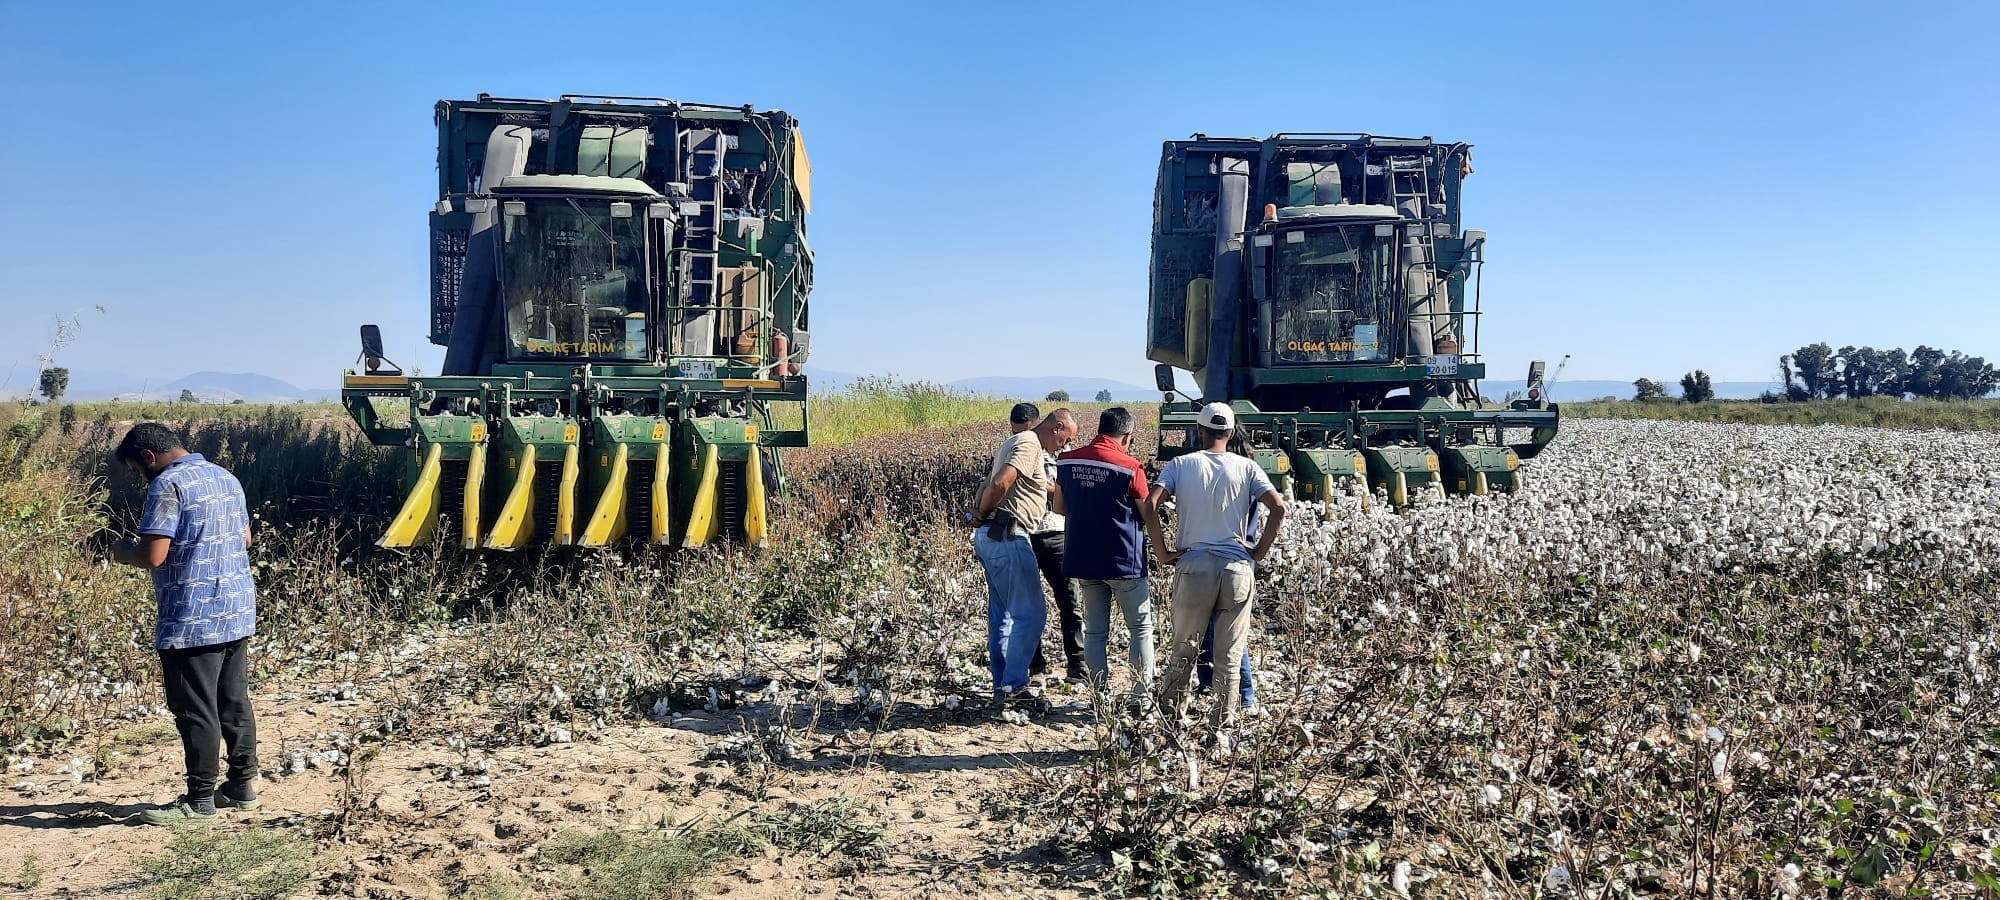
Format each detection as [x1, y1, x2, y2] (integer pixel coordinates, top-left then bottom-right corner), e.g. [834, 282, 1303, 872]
[1148, 402, 1287, 727]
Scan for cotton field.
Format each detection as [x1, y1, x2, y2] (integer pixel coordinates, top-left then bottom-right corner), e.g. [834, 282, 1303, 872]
[1272, 419, 2000, 586]
[1055, 419, 2000, 896]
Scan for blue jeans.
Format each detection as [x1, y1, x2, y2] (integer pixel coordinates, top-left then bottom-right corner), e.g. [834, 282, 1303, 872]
[1197, 616, 1255, 707]
[975, 531, 1046, 696]
[1077, 577, 1154, 692]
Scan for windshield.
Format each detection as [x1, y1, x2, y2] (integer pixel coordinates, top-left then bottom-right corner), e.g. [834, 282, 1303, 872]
[498, 197, 649, 361]
[1271, 224, 1395, 364]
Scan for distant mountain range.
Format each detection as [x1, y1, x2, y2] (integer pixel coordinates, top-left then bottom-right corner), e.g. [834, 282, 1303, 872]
[0, 370, 337, 403]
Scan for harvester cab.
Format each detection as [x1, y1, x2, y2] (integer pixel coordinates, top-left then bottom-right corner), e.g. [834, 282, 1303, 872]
[343, 95, 813, 549]
[1147, 134, 1558, 506]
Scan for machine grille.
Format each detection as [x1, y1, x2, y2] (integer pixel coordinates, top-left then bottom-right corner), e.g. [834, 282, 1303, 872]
[717, 460, 748, 541]
[532, 461, 563, 541]
[430, 223, 468, 344]
[627, 456, 657, 539]
[438, 458, 469, 544]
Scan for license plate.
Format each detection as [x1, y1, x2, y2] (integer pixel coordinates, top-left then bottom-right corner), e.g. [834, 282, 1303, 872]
[1426, 354, 1460, 376]
[678, 359, 718, 379]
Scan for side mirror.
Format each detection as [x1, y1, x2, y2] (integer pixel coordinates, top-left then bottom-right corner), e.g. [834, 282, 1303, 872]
[1248, 237, 1271, 301]
[358, 325, 399, 374]
[1154, 363, 1177, 393]
[1522, 359, 1548, 406]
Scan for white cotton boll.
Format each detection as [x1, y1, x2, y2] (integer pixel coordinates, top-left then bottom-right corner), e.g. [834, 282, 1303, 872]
[1479, 784, 1502, 806]
[1777, 862, 1802, 897]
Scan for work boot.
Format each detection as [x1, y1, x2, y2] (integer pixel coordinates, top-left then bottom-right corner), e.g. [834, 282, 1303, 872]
[217, 779, 262, 811]
[141, 795, 217, 826]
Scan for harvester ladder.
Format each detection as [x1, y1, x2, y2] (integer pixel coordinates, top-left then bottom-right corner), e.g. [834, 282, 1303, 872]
[1389, 155, 1456, 373]
[678, 129, 727, 354]
[1388, 155, 1434, 242]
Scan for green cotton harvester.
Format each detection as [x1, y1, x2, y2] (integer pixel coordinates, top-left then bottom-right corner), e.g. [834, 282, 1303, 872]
[1147, 134, 1558, 505]
[343, 94, 814, 549]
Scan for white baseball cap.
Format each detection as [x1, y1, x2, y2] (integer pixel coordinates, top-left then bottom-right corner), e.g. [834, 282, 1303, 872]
[1198, 402, 1236, 431]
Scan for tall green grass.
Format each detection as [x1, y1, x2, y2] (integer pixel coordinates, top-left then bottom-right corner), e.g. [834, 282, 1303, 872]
[31, 399, 347, 423]
[792, 376, 1018, 446]
[1566, 396, 2000, 430]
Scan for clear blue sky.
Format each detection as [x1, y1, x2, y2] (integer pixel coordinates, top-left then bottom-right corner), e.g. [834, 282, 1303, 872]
[2, 1, 1995, 392]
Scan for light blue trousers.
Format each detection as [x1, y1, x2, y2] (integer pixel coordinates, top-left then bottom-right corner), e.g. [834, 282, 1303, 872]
[975, 531, 1046, 696]
[1077, 577, 1154, 691]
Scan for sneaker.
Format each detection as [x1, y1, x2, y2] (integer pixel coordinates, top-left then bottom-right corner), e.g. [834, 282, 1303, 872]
[141, 796, 217, 826]
[217, 783, 262, 811]
[995, 689, 1050, 716]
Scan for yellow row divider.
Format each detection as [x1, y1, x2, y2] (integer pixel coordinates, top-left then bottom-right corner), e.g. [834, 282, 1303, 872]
[554, 443, 579, 545]
[650, 450, 672, 545]
[462, 442, 487, 549]
[579, 443, 630, 547]
[380, 443, 442, 548]
[682, 442, 721, 547]
[744, 450, 769, 545]
[483, 445, 539, 550]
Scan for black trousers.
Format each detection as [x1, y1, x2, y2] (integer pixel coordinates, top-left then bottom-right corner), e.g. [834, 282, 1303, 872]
[1028, 531, 1085, 677]
[159, 637, 258, 799]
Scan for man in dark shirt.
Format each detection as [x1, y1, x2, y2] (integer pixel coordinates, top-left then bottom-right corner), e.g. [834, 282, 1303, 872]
[1057, 408, 1171, 693]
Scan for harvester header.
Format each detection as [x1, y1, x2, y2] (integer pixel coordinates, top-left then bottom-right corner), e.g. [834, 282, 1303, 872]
[344, 94, 814, 549]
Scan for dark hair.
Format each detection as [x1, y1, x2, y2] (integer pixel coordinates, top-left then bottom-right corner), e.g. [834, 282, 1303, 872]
[1197, 424, 1232, 445]
[1009, 402, 1041, 425]
[115, 422, 183, 465]
[1098, 406, 1135, 438]
[1227, 426, 1254, 458]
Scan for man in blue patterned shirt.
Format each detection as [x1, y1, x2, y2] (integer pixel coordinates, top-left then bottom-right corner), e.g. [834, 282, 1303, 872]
[111, 423, 261, 825]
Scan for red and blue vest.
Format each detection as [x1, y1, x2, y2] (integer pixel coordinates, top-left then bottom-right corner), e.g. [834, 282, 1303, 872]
[1057, 436, 1150, 580]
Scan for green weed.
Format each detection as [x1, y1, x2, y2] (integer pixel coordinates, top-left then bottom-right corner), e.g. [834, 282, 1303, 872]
[540, 822, 762, 900]
[130, 824, 314, 900]
[756, 797, 888, 859]
[14, 852, 43, 890]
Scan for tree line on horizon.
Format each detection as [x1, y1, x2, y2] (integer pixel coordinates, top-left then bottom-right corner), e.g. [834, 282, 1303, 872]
[1630, 343, 1998, 403]
[1776, 343, 1996, 401]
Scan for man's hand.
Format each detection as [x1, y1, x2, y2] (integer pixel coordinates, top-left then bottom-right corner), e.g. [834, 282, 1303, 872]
[1155, 547, 1184, 567]
[1247, 488, 1287, 567]
[961, 510, 984, 529]
[110, 535, 171, 569]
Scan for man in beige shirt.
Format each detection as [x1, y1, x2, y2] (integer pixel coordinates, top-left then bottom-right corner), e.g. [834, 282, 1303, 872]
[966, 410, 1076, 698]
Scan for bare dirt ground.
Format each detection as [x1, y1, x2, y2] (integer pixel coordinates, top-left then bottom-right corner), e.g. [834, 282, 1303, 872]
[0, 630, 1104, 898]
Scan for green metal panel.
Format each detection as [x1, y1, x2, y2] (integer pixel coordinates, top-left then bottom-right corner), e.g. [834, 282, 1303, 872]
[1247, 362, 1487, 385]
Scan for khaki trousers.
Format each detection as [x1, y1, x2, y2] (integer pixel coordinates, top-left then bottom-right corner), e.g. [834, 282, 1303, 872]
[1157, 555, 1255, 726]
